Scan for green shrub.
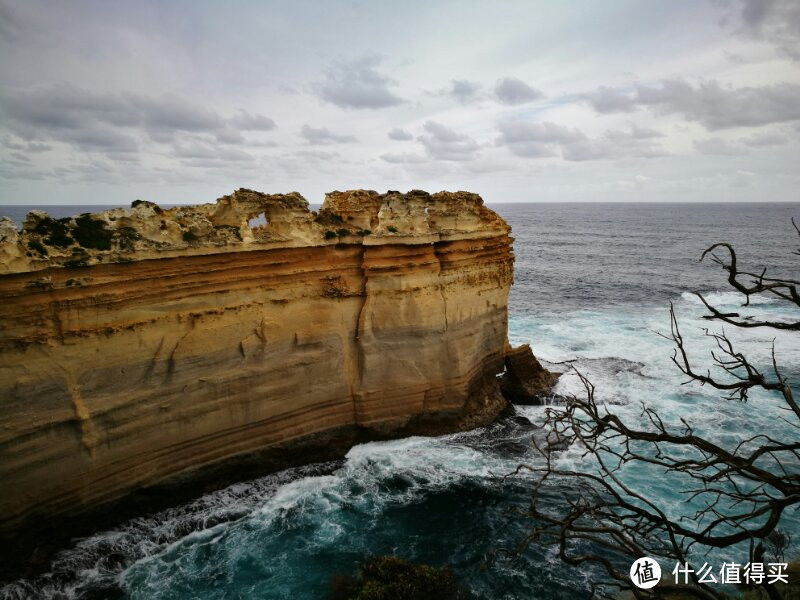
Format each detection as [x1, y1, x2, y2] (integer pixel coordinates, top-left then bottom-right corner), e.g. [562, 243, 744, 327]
[117, 226, 139, 240]
[328, 555, 471, 600]
[34, 216, 73, 247]
[337, 228, 350, 237]
[73, 215, 112, 250]
[116, 226, 140, 250]
[387, 225, 398, 233]
[182, 230, 198, 242]
[131, 199, 163, 214]
[325, 230, 338, 240]
[359, 229, 372, 236]
[28, 240, 48, 256]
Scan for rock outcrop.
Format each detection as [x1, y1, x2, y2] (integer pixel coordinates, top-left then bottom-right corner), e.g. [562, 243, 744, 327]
[0, 188, 513, 574]
[499, 344, 560, 404]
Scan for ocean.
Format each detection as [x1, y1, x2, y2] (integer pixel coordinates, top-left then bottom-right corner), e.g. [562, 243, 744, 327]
[1, 202, 798, 599]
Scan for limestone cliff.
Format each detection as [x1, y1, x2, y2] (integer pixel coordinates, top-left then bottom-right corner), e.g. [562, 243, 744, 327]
[0, 188, 513, 571]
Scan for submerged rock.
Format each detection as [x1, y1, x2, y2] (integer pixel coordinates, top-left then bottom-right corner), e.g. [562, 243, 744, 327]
[328, 555, 471, 600]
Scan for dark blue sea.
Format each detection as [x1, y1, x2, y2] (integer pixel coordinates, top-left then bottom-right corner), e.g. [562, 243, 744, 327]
[1, 202, 798, 599]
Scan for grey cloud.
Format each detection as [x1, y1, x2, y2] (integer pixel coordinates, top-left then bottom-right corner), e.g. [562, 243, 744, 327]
[741, 130, 789, 146]
[128, 94, 222, 132]
[583, 78, 800, 130]
[380, 152, 426, 164]
[694, 138, 748, 155]
[1, 85, 138, 136]
[0, 84, 277, 156]
[565, 126, 666, 161]
[295, 149, 338, 160]
[493, 77, 542, 106]
[627, 123, 664, 139]
[723, 50, 747, 64]
[739, 0, 772, 28]
[418, 121, 479, 161]
[227, 110, 276, 131]
[316, 57, 403, 109]
[388, 128, 413, 141]
[497, 121, 666, 161]
[300, 124, 357, 144]
[59, 125, 140, 154]
[173, 141, 254, 162]
[694, 130, 789, 154]
[213, 129, 246, 145]
[9, 151, 31, 163]
[447, 79, 482, 103]
[0, 1, 24, 42]
[735, 0, 800, 60]
[581, 86, 639, 113]
[2, 137, 52, 152]
[496, 121, 584, 158]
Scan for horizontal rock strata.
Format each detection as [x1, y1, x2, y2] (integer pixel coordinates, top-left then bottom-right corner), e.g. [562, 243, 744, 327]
[0, 189, 514, 575]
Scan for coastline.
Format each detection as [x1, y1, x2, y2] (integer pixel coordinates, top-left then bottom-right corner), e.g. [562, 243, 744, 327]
[0, 188, 517, 583]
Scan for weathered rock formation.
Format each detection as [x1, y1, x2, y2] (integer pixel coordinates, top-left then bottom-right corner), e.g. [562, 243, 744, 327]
[499, 344, 561, 404]
[0, 188, 514, 573]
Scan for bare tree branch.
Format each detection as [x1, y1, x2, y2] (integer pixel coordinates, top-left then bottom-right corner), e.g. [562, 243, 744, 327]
[512, 221, 799, 598]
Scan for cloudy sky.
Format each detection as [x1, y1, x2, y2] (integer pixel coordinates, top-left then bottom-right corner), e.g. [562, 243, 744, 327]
[0, 0, 799, 205]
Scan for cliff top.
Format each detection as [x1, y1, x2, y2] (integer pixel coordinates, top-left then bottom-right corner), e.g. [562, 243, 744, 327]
[0, 189, 510, 274]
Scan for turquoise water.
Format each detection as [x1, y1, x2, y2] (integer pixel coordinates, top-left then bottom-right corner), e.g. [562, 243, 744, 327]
[1, 203, 798, 599]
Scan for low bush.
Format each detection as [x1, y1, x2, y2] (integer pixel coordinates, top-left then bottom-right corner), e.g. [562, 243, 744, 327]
[328, 555, 471, 600]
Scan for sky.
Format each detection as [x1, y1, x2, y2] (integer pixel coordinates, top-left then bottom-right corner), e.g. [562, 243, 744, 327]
[0, 0, 799, 205]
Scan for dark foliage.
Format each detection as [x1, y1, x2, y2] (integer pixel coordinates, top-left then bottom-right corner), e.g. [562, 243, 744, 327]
[72, 215, 113, 250]
[115, 226, 140, 251]
[328, 556, 471, 600]
[34, 216, 73, 247]
[27, 240, 48, 256]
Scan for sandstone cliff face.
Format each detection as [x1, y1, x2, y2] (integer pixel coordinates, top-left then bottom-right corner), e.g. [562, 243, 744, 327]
[0, 189, 513, 559]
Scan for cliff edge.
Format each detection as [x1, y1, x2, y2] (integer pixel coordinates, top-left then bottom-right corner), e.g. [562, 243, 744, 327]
[0, 188, 514, 575]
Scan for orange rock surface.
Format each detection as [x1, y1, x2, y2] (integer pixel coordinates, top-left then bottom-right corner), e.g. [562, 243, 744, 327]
[0, 188, 514, 548]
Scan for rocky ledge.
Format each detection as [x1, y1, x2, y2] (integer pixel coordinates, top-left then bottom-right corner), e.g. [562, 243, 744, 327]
[0, 188, 558, 578]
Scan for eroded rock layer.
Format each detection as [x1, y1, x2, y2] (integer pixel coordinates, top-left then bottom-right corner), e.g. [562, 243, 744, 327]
[0, 188, 513, 562]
